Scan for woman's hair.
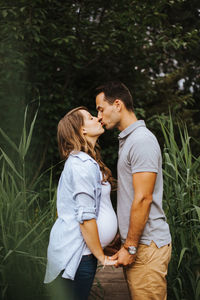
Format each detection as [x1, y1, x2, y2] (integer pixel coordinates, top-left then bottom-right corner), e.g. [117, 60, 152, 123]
[57, 106, 116, 188]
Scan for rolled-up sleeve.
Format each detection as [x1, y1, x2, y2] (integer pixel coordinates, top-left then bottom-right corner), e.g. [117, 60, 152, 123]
[75, 195, 96, 223]
[70, 158, 99, 223]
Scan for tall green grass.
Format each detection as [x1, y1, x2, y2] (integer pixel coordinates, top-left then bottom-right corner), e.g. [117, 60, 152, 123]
[0, 108, 199, 300]
[0, 107, 57, 300]
[160, 116, 200, 300]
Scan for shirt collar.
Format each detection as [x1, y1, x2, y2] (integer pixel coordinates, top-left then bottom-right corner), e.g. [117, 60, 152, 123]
[70, 151, 98, 165]
[118, 120, 146, 140]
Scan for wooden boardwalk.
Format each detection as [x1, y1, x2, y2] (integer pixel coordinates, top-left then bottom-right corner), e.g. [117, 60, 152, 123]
[89, 265, 131, 300]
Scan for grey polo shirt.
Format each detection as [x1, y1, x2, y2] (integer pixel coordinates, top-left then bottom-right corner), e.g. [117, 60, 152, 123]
[117, 120, 171, 248]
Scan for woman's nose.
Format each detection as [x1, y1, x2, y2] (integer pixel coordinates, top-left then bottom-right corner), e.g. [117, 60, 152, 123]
[97, 112, 102, 121]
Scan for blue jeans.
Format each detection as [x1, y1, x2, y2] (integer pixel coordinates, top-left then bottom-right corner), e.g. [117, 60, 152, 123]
[48, 254, 97, 300]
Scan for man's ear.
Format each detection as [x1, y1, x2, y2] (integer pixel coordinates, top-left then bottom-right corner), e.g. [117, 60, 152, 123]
[114, 99, 123, 111]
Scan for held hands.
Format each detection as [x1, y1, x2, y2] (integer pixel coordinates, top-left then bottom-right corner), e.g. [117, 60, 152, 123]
[99, 255, 117, 267]
[110, 247, 136, 267]
[99, 242, 137, 268]
[103, 255, 117, 267]
[99, 247, 136, 268]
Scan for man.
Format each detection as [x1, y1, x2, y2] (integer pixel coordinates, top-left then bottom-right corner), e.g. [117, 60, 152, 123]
[95, 81, 171, 300]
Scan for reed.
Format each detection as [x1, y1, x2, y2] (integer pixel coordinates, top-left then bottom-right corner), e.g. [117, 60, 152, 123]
[0, 108, 199, 300]
[160, 115, 200, 300]
[0, 106, 57, 300]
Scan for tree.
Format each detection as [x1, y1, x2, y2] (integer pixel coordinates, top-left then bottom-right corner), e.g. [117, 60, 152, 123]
[0, 0, 199, 173]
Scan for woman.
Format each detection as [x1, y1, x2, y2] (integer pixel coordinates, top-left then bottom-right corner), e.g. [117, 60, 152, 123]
[44, 107, 118, 300]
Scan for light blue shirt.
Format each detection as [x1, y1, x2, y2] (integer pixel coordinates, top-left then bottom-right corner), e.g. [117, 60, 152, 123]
[44, 151, 102, 283]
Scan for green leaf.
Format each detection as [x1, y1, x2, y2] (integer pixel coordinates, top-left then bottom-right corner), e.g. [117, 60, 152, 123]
[0, 128, 19, 153]
[2, 249, 14, 262]
[194, 205, 200, 222]
[34, 36, 40, 43]
[13, 214, 47, 252]
[0, 148, 23, 180]
[2, 10, 8, 18]
[25, 109, 38, 156]
[20, 7, 26, 13]
[178, 247, 189, 268]
[19, 106, 28, 159]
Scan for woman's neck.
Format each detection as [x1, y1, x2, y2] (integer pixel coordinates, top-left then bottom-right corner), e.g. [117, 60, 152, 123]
[85, 136, 98, 148]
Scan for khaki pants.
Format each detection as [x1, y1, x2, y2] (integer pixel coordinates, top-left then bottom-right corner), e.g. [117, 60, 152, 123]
[124, 242, 172, 300]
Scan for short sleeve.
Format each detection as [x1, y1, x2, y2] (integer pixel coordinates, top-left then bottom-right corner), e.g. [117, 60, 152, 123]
[128, 136, 160, 174]
[69, 158, 100, 223]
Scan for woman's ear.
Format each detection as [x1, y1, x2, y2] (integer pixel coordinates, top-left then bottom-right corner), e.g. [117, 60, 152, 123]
[81, 127, 87, 135]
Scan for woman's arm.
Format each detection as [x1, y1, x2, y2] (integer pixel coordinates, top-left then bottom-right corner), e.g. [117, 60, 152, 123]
[71, 157, 116, 265]
[80, 219, 104, 263]
[80, 219, 116, 266]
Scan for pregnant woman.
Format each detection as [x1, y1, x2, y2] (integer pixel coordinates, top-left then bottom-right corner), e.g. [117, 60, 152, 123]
[44, 106, 118, 300]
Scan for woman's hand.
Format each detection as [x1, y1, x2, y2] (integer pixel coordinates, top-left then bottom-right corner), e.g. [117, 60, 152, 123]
[104, 256, 117, 266]
[99, 255, 117, 266]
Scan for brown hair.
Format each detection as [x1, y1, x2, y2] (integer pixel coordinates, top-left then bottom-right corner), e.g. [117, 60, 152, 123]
[57, 106, 116, 188]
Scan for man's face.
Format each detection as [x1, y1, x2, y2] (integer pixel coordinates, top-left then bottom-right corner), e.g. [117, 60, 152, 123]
[96, 92, 120, 130]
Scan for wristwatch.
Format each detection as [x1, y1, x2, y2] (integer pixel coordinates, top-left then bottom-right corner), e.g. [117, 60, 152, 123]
[123, 245, 137, 255]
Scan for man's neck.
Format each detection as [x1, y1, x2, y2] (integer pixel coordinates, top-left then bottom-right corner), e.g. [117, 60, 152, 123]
[118, 111, 138, 132]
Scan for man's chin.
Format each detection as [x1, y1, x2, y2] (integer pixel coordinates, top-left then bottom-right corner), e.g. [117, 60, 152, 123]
[105, 124, 115, 130]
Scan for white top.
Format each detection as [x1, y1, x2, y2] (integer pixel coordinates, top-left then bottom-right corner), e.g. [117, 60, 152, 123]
[83, 180, 118, 255]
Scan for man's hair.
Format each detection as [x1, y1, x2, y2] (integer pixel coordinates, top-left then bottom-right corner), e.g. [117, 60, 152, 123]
[95, 81, 134, 111]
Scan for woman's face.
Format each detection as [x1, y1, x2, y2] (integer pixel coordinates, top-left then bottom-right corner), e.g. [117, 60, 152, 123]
[80, 109, 105, 139]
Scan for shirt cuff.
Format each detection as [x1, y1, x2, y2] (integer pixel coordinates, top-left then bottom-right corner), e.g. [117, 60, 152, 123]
[131, 168, 158, 174]
[75, 206, 97, 224]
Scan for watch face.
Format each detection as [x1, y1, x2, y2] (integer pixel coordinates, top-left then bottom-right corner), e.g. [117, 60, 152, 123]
[128, 246, 137, 255]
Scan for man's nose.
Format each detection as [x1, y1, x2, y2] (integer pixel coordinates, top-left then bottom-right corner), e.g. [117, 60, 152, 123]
[97, 111, 102, 121]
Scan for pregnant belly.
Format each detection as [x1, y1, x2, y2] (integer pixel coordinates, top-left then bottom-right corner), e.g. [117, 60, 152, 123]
[97, 208, 118, 248]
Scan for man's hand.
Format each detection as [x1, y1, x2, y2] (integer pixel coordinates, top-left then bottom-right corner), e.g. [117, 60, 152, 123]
[110, 247, 136, 267]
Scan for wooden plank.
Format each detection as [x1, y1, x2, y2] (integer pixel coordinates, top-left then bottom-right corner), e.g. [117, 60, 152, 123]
[89, 265, 131, 300]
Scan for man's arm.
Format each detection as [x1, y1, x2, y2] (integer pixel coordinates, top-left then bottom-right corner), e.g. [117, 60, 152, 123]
[112, 172, 157, 267]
